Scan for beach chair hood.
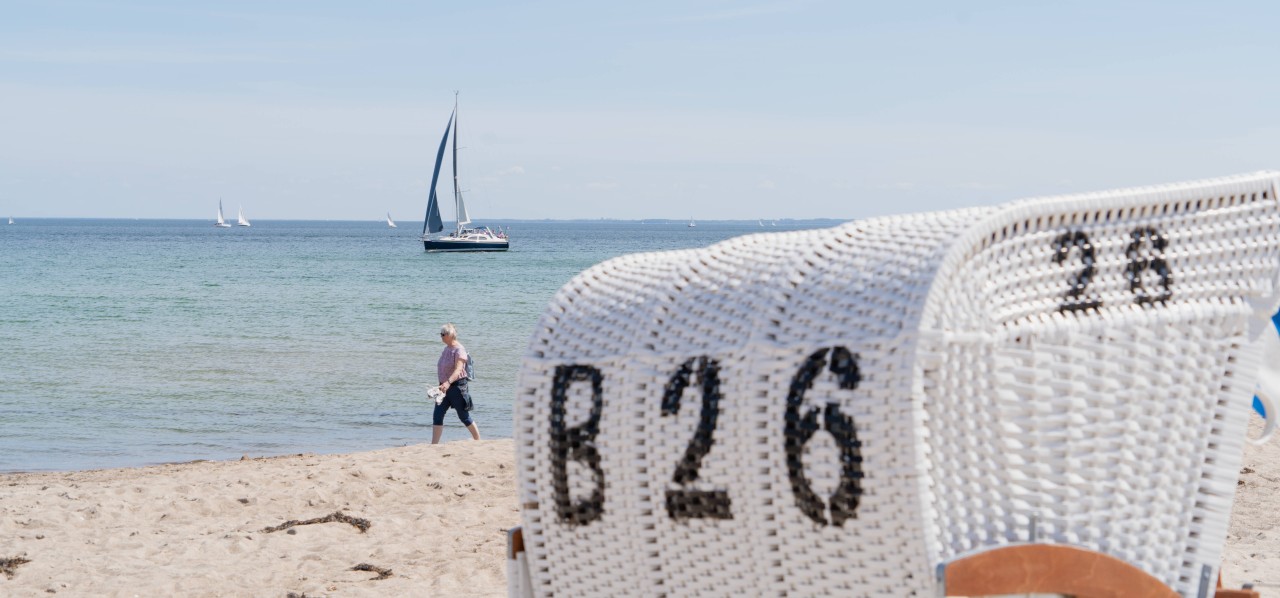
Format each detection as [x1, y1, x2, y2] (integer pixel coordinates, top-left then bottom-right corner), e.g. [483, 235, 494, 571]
[511, 172, 1280, 596]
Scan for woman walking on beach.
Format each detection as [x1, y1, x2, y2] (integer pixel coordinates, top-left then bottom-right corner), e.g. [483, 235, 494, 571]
[433, 323, 481, 444]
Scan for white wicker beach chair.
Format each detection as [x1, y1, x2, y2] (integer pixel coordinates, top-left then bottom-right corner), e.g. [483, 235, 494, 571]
[508, 172, 1280, 597]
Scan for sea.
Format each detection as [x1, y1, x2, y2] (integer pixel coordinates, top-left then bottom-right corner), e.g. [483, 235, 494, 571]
[0, 218, 842, 472]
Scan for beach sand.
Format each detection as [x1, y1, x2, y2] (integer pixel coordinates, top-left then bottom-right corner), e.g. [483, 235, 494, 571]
[0, 439, 518, 597]
[1223, 418, 1280, 593]
[1, 426, 1275, 597]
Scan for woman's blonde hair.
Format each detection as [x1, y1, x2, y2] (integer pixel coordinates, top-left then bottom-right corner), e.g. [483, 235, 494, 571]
[440, 323, 459, 338]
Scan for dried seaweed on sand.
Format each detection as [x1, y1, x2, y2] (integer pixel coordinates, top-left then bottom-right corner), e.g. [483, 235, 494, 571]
[351, 563, 393, 580]
[0, 556, 31, 579]
[261, 511, 371, 534]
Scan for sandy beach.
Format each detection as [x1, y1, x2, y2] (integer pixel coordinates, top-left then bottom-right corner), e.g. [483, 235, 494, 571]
[1, 425, 1276, 597]
[0, 440, 518, 597]
[1223, 419, 1280, 593]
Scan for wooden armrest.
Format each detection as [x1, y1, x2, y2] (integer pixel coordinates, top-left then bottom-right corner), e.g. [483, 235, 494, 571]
[942, 544, 1177, 598]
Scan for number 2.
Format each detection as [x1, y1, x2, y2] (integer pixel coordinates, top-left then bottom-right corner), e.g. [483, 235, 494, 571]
[1053, 231, 1102, 313]
[661, 356, 733, 520]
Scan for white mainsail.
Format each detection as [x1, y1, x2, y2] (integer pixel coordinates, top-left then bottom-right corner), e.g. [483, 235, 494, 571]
[214, 200, 230, 227]
[452, 95, 471, 228]
[237, 205, 251, 227]
[387, 212, 397, 228]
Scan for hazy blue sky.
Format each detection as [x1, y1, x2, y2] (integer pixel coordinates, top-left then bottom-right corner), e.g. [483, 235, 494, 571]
[2, 1, 1278, 221]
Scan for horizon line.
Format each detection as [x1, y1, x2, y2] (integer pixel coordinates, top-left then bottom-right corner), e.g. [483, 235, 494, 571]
[3, 216, 851, 223]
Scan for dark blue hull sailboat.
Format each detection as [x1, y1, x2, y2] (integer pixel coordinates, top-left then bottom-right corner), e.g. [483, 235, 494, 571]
[422, 238, 509, 252]
[421, 94, 509, 253]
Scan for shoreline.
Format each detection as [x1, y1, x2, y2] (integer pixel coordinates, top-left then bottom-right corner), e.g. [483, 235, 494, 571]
[1, 424, 1275, 595]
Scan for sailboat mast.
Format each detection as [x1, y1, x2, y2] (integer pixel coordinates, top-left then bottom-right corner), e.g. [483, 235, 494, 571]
[452, 92, 463, 230]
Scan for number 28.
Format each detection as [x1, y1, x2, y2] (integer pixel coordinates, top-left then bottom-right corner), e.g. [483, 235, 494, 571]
[1053, 226, 1172, 313]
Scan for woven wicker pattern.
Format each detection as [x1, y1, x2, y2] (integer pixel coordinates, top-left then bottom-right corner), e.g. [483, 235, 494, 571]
[514, 172, 1280, 596]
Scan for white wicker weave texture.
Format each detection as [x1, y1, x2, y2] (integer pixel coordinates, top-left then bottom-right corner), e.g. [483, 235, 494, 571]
[514, 172, 1280, 597]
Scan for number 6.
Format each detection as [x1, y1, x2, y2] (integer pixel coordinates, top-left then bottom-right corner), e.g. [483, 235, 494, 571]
[784, 347, 865, 526]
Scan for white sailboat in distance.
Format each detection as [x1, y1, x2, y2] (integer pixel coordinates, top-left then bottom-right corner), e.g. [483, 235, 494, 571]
[214, 200, 231, 228]
[387, 212, 397, 228]
[236, 205, 251, 227]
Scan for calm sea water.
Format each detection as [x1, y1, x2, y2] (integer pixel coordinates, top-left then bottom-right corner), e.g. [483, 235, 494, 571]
[0, 218, 840, 472]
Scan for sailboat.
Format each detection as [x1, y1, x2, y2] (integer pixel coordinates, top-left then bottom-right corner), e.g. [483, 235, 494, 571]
[236, 205, 251, 227]
[214, 200, 231, 228]
[7, 217, 12, 225]
[421, 93, 509, 252]
[688, 218, 696, 228]
[386, 212, 397, 228]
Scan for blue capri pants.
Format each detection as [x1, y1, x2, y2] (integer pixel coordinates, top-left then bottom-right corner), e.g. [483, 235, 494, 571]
[433, 383, 474, 426]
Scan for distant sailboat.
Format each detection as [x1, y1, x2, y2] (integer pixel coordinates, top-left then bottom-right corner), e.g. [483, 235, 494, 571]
[421, 93, 509, 252]
[386, 212, 397, 228]
[758, 219, 764, 227]
[7, 217, 12, 225]
[688, 218, 696, 228]
[214, 200, 231, 228]
[236, 205, 251, 227]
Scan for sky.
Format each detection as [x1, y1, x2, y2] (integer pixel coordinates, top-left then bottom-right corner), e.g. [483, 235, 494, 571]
[2, 0, 1279, 221]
